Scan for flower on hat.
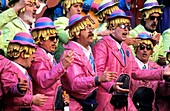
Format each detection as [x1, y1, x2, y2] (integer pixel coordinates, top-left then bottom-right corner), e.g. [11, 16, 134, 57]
[8, 32, 36, 59]
[107, 9, 131, 30]
[65, 14, 94, 40]
[139, 0, 164, 19]
[31, 17, 58, 45]
[96, 0, 119, 23]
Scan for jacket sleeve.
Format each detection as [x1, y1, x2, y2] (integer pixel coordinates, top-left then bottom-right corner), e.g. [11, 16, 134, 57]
[30, 56, 65, 88]
[0, 8, 17, 29]
[1, 61, 25, 97]
[66, 55, 96, 92]
[92, 40, 115, 92]
[162, 29, 170, 57]
[131, 58, 163, 80]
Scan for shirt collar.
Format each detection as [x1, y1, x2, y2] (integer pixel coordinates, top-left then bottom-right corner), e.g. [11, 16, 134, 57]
[135, 57, 149, 69]
[11, 61, 27, 74]
[73, 41, 92, 59]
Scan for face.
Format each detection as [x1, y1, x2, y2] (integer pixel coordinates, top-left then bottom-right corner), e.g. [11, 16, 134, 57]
[25, 52, 35, 68]
[40, 34, 59, 53]
[111, 24, 130, 42]
[77, 25, 94, 49]
[23, 1, 37, 24]
[145, 13, 161, 31]
[68, 3, 83, 17]
[136, 43, 153, 64]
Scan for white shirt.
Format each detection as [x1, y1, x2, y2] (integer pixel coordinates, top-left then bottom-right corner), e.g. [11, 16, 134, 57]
[73, 41, 92, 60]
[19, 17, 31, 34]
[135, 57, 149, 69]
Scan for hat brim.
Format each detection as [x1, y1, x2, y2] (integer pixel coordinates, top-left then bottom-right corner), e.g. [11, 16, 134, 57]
[30, 26, 56, 31]
[139, 5, 164, 12]
[107, 15, 132, 20]
[95, 2, 119, 15]
[10, 40, 36, 47]
[65, 15, 94, 30]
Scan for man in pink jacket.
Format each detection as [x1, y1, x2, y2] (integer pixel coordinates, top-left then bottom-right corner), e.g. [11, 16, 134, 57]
[60, 14, 117, 111]
[129, 32, 170, 111]
[92, 9, 170, 111]
[29, 17, 74, 110]
[1, 32, 47, 111]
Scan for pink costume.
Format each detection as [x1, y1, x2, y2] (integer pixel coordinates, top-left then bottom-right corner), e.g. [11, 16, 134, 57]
[1, 62, 33, 111]
[92, 36, 164, 111]
[61, 41, 98, 111]
[28, 47, 65, 110]
[0, 55, 12, 100]
[0, 32, 36, 111]
[129, 59, 170, 111]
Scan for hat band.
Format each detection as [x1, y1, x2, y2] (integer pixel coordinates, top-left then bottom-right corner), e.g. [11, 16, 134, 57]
[35, 22, 54, 27]
[99, 1, 114, 11]
[69, 16, 82, 26]
[14, 36, 34, 44]
[144, 2, 159, 8]
[138, 34, 150, 39]
[109, 12, 126, 18]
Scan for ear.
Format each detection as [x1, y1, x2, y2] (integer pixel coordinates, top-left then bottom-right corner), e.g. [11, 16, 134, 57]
[39, 38, 44, 45]
[150, 50, 154, 55]
[20, 52, 25, 59]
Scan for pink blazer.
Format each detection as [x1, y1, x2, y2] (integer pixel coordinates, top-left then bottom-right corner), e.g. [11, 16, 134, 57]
[28, 47, 65, 110]
[129, 60, 170, 111]
[1, 61, 33, 111]
[0, 55, 12, 100]
[92, 36, 163, 111]
[61, 41, 97, 111]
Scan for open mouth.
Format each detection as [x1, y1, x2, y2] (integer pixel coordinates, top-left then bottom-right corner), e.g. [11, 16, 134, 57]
[142, 53, 147, 57]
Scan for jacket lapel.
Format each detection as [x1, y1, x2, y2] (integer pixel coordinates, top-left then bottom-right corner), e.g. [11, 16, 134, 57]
[104, 36, 126, 66]
[65, 41, 95, 76]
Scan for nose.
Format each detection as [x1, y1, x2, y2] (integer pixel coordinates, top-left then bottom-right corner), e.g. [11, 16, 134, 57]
[77, 6, 81, 12]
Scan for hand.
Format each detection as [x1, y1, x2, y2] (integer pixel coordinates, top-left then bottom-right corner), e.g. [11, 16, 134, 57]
[33, 94, 48, 106]
[157, 55, 166, 66]
[98, 67, 117, 82]
[12, 0, 33, 13]
[151, 33, 161, 45]
[124, 37, 141, 46]
[17, 78, 28, 94]
[62, 91, 70, 104]
[163, 64, 170, 77]
[61, 51, 74, 69]
[112, 82, 129, 93]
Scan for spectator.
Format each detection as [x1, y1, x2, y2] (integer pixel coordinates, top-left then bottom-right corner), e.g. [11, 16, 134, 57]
[1, 32, 47, 111]
[0, 0, 38, 56]
[92, 9, 170, 111]
[129, 32, 170, 111]
[93, 0, 119, 44]
[54, 0, 84, 62]
[29, 17, 74, 110]
[61, 14, 117, 111]
[129, 0, 165, 65]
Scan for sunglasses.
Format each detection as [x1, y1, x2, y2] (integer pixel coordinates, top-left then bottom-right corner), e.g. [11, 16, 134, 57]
[49, 36, 59, 41]
[139, 44, 152, 50]
[149, 16, 161, 21]
[118, 24, 131, 30]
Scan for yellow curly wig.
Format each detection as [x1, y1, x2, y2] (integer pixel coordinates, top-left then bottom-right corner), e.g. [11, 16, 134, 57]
[69, 18, 93, 39]
[7, 43, 36, 60]
[62, 0, 84, 11]
[31, 28, 58, 45]
[97, 5, 119, 23]
[142, 8, 162, 20]
[107, 18, 131, 30]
